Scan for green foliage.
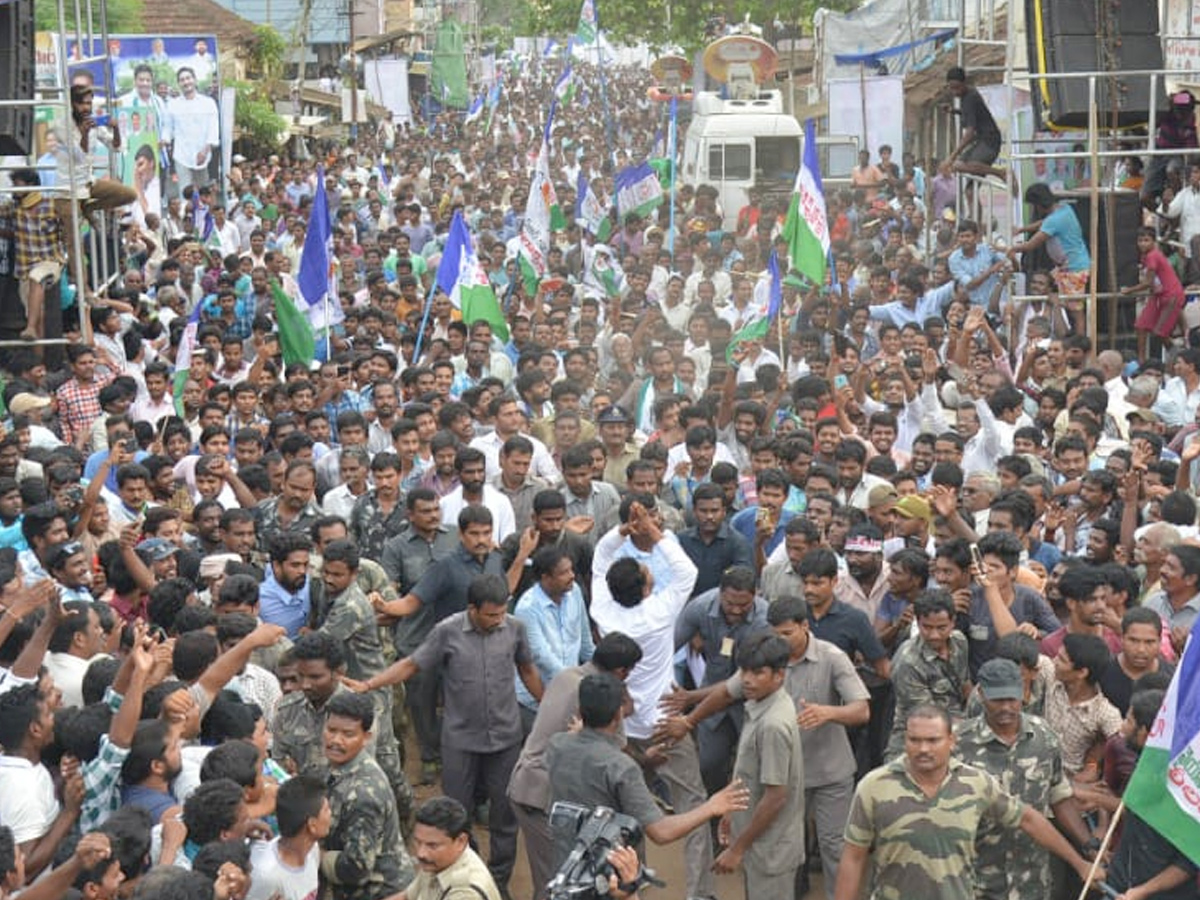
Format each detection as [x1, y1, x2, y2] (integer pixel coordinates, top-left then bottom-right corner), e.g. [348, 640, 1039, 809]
[247, 24, 287, 80]
[523, 0, 825, 52]
[35, 0, 145, 33]
[231, 80, 286, 155]
[234, 25, 288, 156]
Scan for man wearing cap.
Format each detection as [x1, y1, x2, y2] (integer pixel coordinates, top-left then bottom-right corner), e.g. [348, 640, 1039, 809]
[956, 659, 1096, 900]
[597, 406, 640, 486]
[889, 495, 934, 557]
[866, 484, 899, 535]
[1144, 90, 1198, 206]
[836, 523, 891, 621]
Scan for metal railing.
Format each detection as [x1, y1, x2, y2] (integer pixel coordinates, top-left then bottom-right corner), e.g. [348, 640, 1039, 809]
[0, 0, 121, 348]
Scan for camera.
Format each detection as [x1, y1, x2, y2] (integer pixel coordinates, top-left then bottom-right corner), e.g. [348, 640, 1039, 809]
[546, 803, 663, 900]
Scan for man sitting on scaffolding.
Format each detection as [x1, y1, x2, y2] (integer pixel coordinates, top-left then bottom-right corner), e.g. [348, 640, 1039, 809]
[51, 83, 137, 247]
[943, 67, 1011, 199]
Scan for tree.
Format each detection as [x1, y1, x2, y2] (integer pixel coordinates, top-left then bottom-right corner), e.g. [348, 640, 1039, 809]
[233, 25, 287, 156]
[35, 0, 145, 33]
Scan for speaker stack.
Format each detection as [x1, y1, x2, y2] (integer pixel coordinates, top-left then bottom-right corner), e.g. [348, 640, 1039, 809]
[1025, 0, 1163, 131]
[0, 0, 34, 155]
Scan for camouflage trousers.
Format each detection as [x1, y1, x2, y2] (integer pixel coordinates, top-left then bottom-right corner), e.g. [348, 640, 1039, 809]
[369, 686, 415, 835]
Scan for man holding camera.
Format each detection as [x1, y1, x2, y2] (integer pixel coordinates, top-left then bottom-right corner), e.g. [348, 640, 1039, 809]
[546, 673, 749, 898]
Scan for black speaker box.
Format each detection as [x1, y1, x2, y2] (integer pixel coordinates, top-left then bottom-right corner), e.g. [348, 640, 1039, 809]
[0, 0, 34, 155]
[1037, 0, 1159, 37]
[1026, 0, 1163, 130]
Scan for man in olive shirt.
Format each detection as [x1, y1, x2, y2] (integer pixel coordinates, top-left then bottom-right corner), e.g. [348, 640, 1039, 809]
[715, 632, 806, 898]
[545, 673, 749, 878]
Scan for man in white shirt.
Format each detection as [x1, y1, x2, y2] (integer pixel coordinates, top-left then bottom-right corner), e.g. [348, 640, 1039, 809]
[44, 595, 107, 709]
[246, 774, 326, 900]
[164, 67, 219, 192]
[469, 396, 560, 484]
[209, 206, 242, 259]
[589, 499, 718, 900]
[440, 447, 516, 544]
[1161, 161, 1200, 281]
[0, 681, 83, 880]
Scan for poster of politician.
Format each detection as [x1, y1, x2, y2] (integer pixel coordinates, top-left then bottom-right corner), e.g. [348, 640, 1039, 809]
[63, 34, 223, 214]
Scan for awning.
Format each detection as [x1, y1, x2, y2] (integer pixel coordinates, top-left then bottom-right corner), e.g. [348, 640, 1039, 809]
[833, 28, 956, 68]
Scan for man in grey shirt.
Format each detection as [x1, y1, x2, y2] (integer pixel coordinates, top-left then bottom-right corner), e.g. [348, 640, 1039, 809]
[376, 496, 494, 783]
[545, 673, 750, 893]
[353, 574, 543, 898]
[670, 565, 768, 794]
[508, 633, 644, 899]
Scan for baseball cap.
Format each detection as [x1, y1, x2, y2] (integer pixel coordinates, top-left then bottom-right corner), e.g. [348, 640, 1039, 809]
[867, 484, 899, 509]
[894, 495, 933, 523]
[8, 393, 51, 416]
[977, 659, 1024, 701]
[138, 538, 180, 562]
[45, 540, 86, 571]
[1126, 409, 1160, 424]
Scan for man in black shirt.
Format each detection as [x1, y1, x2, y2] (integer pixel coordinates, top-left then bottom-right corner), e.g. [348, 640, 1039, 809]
[945, 67, 1008, 185]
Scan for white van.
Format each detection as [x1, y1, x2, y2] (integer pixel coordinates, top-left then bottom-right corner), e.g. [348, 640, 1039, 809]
[680, 89, 802, 231]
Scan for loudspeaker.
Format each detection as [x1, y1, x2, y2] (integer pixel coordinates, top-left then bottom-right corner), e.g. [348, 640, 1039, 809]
[0, 0, 34, 155]
[1062, 188, 1142, 352]
[1026, 0, 1162, 130]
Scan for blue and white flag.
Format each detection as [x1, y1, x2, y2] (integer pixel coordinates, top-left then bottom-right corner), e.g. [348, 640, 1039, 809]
[296, 164, 343, 338]
[577, 172, 609, 237]
[554, 64, 576, 106]
[1125, 633, 1200, 863]
[542, 38, 559, 58]
[613, 162, 664, 221]
[465, 94, 485, 123]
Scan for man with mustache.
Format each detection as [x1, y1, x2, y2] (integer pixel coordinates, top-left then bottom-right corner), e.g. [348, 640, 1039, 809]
[954, 659, 1097, 900]
[392, 796, 502, 900]
[833, 704, 1097, 900]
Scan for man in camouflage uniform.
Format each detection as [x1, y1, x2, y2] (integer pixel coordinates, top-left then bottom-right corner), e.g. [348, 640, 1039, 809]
[310, 539, 414, 828]
[321, 691, 415, 900]
[256, 459, 324, 552]
[886, 591, 970, 759]
[834, 704, 1096, 900]
[955, 659, 1098, 900]
[348, 452, 409, 559]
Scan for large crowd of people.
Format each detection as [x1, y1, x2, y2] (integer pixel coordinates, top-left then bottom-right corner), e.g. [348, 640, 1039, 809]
[0, 37, 1196, 900]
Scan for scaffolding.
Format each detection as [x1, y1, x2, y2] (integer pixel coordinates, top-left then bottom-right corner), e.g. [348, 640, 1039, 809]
[940, 0, 1200, 353]
[1, 0, 120, 351]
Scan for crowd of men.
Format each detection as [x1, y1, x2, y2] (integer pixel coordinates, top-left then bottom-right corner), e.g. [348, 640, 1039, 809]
[0, 39, 1197, 900]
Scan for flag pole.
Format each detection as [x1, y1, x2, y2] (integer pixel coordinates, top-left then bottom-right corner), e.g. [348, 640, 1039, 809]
[667, 96, 678, 267]
[593, 0, 616, 169]
[1074, 801, 1123, 900]
[412, 278, 439, 363]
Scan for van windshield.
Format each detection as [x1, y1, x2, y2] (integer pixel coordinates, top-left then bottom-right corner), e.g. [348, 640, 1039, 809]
[756, 136, 800, 184]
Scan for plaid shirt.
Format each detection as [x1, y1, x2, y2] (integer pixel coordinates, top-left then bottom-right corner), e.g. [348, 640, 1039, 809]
[323, 390, 369, 441]
[80, 688, 130, 832]
[12, 193, 66, 279]
[56, 374, 112, 445]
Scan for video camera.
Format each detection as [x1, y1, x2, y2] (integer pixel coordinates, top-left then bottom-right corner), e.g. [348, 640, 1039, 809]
[546, 803, 665, 900]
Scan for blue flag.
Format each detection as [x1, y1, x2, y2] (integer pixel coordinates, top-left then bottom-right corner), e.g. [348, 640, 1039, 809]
[297, 165, 331, 308]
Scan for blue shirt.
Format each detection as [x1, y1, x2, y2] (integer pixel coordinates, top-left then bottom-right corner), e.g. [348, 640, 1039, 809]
[1041, 203, 1091, 272]
[85, 448, 149, 494]
[866, 281, 954, 328]
[728, 506, 796, 556]
[512, 581, 595, 710]
[258, 568, 311, 638]
[948, 244, 1006, 308]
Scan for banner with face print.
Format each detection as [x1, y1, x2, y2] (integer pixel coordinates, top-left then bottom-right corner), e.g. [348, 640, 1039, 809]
[49, 34, 223, 220]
